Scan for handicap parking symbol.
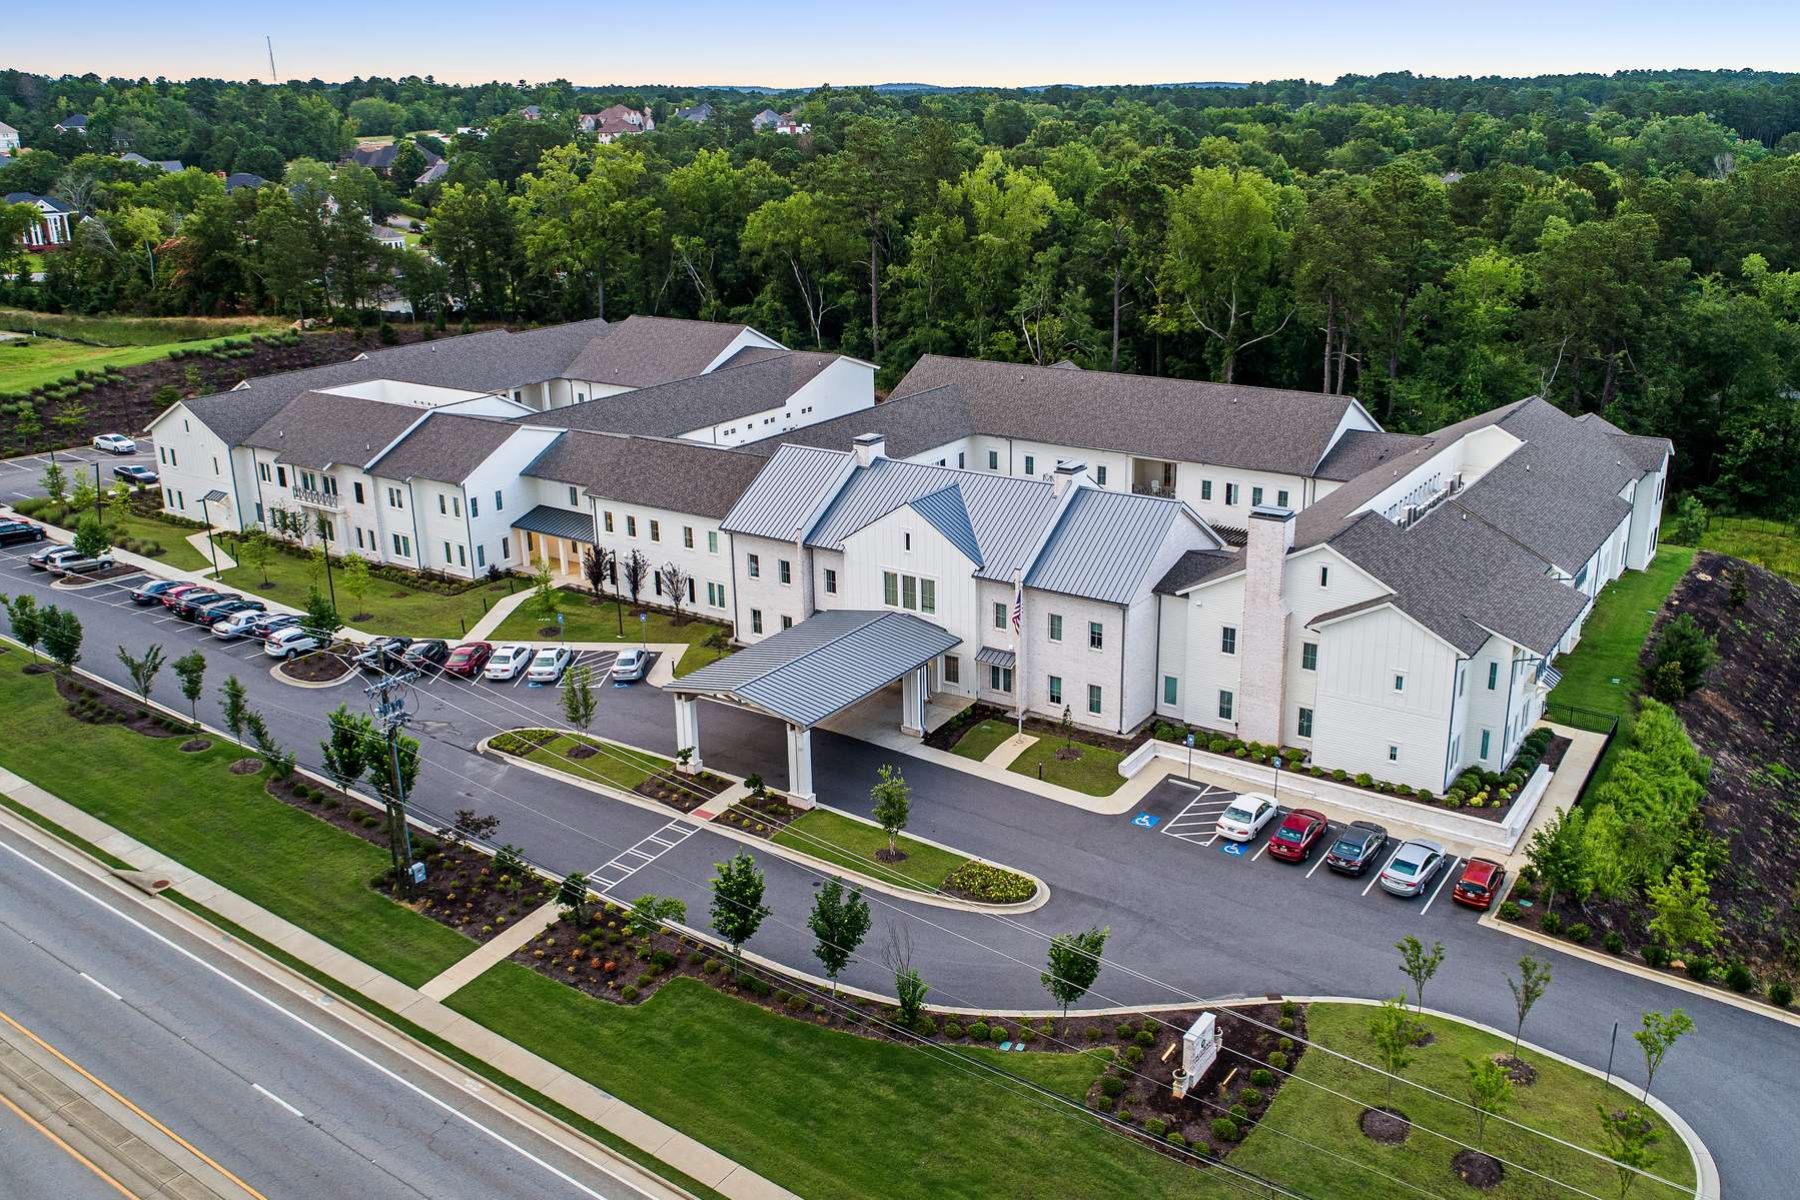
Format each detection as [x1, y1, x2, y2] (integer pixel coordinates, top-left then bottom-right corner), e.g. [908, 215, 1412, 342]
[1131, 812, 1160, 829]
[1218, 841, 1246, 856]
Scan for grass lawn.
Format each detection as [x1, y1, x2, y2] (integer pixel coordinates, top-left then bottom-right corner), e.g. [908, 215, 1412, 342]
[1008, 734, 1127, 795]
[503, 731, 675, 794]
[18, 497, 210, 571]
[772, 807, 968, 893]
[0, 660, 474, 987]
[0, 307, 288, 347]
[1546, 544, 1695, 788]
[448, 968, 1194, 1200]
[950, 717, 1016, 762]
[491, 587, 733, 676]
[0, 333, 243, 393]
[1695, 516, 1800, 583]
[1232, 1004, 1695, 1200]
[217, 541, 519, 637]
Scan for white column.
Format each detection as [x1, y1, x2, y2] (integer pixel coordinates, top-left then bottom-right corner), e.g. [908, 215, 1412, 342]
[674, 697, 703, 772]
[785, 724, 815, 804]
[900, 666, 925, 737]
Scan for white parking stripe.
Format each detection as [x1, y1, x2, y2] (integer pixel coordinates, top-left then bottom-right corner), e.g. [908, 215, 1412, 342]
[1250, 836, 1273, 862]
[1304, 832, 1335, 878]
[1363, 846, 1404, 896]
[1420, 857, 1460, 915]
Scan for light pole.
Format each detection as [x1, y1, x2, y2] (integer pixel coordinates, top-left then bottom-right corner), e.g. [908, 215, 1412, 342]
[200, 489, 227, 579]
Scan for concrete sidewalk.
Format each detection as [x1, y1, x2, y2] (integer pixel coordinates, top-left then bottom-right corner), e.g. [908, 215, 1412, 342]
[0, 767, 799, 1200]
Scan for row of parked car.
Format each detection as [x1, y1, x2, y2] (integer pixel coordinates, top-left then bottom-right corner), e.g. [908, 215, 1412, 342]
[1212, 792, 1507, 909]
[342, 637, 648, 685]
[25, 536, 116, 577]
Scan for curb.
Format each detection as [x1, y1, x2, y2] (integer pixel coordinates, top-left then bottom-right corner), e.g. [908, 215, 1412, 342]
[267, 656, 358, 690]
[477, 732, 1049, 916]
[1479, 909, 1800, 1030]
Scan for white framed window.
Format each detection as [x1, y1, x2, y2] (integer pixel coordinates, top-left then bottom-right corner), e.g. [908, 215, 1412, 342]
[1200, 480, 1212, 501]
[989, 665, 1013, 693]
[470, 496, 479, 518]
[1225, 483, 1239, 506]
[1480, 729, 1492, 760]
[883, 571, 899, 606]
[943, 655, 960, 684]
[1218, 690, 1234, 720]
[1297, 706, 1313, 738]
[1163, 675, 1178, 706]
[495, 489, 503, 511]
[1251, 486, 1263, 506]
[903, 531, 912, 552]
[604, 511, 614, 533]
[1301, 642, 1317, 671]
[957, 452, 965, 469]
[994, 602, 1007, 630]
[1277, 489, 1289, 507]
[476, 544, 486, 567]
[568, 486, 579, 506]
[1319, 565, 1330, 588]
[1048, 675, 1062, 705]
[387, 486, 403, 508]
[1488, 661, 1499, 690]
[987, 450, 999, 470]
[1024, 454, 1035, 475]
[1387, 744, 1400, 763]
[1393, 672, 1406, 693]
[781, 614, 793, 630]
[707, 531, 718, 554]
[392, 532, 411, 557]
[649, 519, 660, 542]
[751, 609, 763, 634]
[747, 553, 760, 578]
[1088, 621, 1103, 650]
[683, 526, 694, 549]
[1095, 465, 1107, 485]
[627, 515, 637, 537]
[1048, 613, 1063, 642]
[778, 559, 791, 585]
[824, 568, 838, 594]
[1087, 684, 1102, 715]
[1220, 625, 1237, 655]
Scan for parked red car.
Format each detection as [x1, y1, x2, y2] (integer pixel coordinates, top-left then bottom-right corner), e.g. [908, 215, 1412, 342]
[1452, 858, 1508, 910]
[443, 641, 494, 678]
[159, 583, 206, 608]
[1265, 809, 1329, 863]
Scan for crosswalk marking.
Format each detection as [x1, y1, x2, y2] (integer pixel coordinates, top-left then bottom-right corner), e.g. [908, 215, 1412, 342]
[587, 819, 696, 893]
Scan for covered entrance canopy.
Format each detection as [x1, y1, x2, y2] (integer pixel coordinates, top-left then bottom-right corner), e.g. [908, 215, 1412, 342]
[513, 504, 595, 578]
[666, 610, 960, 802]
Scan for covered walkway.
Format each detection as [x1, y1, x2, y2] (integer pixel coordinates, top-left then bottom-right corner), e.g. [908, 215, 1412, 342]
[666, 610, 960, 802]
[512, 503, 595, 580]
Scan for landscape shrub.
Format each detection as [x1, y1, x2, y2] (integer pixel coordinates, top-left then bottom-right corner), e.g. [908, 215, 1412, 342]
[1278, 1016, 1294, 1031]
[913, 1016, 937, 1036]
[968, 1021, 990, 1041]
[1083, 1025, 1102, 1042]
[1116, 1022, 1135, 1040]
[1499, 901, 1522, 921]
[1166, 1132, 1187, 1148]
[1566, 922, 1592, 943]
[1725, 962, 1755, 993]
[1229, 1104, 1249, 1121]
[1266, 1050, 1288, 1071]
[1604, 931, 1625, 954]
[1277, 1036, 1293, 1052]
[1211, 1118, 1239, 1142]
[620, 984, 639, 1001]
[1249, 1068, 1274, 1087]
[943, 1021, 963, 1040]
[1770, 981, 1794, 1008]
[1100, 1075, 1126, 1099]
[1642, 944, 1671, 968]
[1134, 1029, 1156, 1048]
[1144, 1117, 1167, 1138]
[1539, 911, 1563, 936]
[1122, 1045, 1145, 1067]
[942, 860, 1035, 903]
[1017, 1026, 1036, 1043]
[1684, 956, 1713, 982]
[1238, 1087, 1263, 1107]
[988, 1024, 1008, 1042]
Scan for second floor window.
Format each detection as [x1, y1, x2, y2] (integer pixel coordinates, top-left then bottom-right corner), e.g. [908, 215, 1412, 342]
[1088, 621, 1103, 650]
[747, 554, 760, 578]
[1220, 626, 1237, 655]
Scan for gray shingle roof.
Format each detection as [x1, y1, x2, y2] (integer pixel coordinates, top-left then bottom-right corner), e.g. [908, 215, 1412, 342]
[1154, 548, 1240, 595]
[512, 504, 597, 543]
[721, 444, 853, 541]
[522, 429, 770, 519]
[669, 609, 960, 727]
[242, 392, 427, 470]
[172, 320, 611, 444]
[1026, 487, 1203, 605]
[805, 458, 1060, 584]
[223, 172, 269, 192]
[526, 350, 840, 438]
[1314, 429, 1431, 481]
[741, 384, 973, 460]
[887, 355, 1372, 477]
[562, 315, 756, 388]
[6, 191, 72, 213]
[366, 412, 521, 482]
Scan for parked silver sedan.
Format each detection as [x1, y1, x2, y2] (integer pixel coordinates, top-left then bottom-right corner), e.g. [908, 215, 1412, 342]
[1378, 839, 1447, 898]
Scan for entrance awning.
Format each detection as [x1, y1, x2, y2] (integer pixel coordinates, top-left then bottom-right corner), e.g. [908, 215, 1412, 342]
[975, 645, 1016, 669]
[513, 504, 595, 543]
[669, 610, 960, 728]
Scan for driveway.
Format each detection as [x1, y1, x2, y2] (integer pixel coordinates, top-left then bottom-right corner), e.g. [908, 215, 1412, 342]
[0, 542, 1791, 1196]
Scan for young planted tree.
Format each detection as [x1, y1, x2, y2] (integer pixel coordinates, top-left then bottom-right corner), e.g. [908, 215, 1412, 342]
[238, 530, 275, 585]
[1646, 865, 1721, 957]
[72, 512, 110, 560]
[708, 851, 771, 969]
[301, 587, 343, 647]
[1041, 925, 1110, 1015]
[219, 675, 249, 744]
[622, 549, 650, 606]
[40, 461, 67, 506]
[40, 606, 82, 672]
[629, 894, 688, 947]
[1596, 1105, 1662, 1200]
[883, 925, 929, 1027]
[321, 705, 372, 793]
[531, 565, 559, 626]
[1647, 613, 1717, 700]
[244, 709, 296, 778]
[556, 870, 593, 924]
[561, 664, 596, 733]
[340, 552, 372, 618]
[808, 876, 872, 995]
[1505, 954, 1552, 1055]
[171, 650, 206, 725]
[363, 729, 421, 806]
[1463, 1057, 1513, 1149]
[659, 562, 690, 621]
[1526, 806, 1590, 913]
[1395, 935, 1445, 1012]
[1633, 1009, 1694, 1102]
[116, 642, 166, 703]
[870, 763, 911, 860]
[1367, 995, 1417, 1102]
[6, 594, 42, 661]
[582, 546, 608, 601]
[448, 808, 501, 846]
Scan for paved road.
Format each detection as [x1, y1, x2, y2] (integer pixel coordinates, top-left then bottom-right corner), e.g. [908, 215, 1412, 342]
[0, 438, 159, 503]
[0, 542, 1793, 1196]
[0, 820, 679, 1200]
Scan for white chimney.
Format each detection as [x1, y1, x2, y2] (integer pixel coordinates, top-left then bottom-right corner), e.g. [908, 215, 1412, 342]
[1050, 459, 1087, 497]
[1238, 504, 1296, 746]
[852, 433, 885, 468]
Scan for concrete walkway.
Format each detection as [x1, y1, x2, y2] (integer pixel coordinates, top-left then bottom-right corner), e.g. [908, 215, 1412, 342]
[184, 529, 236, 577]
[0, 767, 799, 1200]
[418, 898, 563, 1001]
[1502, 722, 1608, 868]
[982, 733, 1037, 769]
[465, 586, 533, 640]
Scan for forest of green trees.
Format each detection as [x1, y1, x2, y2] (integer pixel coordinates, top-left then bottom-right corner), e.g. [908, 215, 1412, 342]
[5, 68, 1800, 511]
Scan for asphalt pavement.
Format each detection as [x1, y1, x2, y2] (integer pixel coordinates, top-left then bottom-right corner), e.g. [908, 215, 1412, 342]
[0, 540, 1793, 1196]
[0, 438, 159, 503]
[0, 819, 681, 1200]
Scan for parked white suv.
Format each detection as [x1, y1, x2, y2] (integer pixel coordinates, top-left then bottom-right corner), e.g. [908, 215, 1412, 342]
[264, 627, 322, 659]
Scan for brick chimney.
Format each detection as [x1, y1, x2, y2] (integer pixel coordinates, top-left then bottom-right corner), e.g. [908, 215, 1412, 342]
[852, 433, 885, 468]
[1238, 505, 1295, 746]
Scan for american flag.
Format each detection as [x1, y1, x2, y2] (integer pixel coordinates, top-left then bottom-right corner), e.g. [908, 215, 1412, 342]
[1011, 583, 1022, 633]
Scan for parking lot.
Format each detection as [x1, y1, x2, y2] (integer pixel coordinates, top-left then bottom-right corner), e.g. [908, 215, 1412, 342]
[0, 438, 160, 502]
[1129, 775, 1487, 922]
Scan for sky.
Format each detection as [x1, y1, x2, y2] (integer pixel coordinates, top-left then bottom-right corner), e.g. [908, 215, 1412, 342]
[7, 0, 1799, 89]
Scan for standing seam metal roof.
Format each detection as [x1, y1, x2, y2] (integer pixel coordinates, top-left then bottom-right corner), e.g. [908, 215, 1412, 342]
[668, 610, 961, 727]
[720, 444, 852, 541]
[1025, 487, 1200, 606]
[511, 504, 598, 543]
[908, 486, 983, 566]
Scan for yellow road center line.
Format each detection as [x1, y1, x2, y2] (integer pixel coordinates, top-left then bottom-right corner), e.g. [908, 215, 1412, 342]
[0, 1087, 143, 1199]
[0, 1007, 269, 1200]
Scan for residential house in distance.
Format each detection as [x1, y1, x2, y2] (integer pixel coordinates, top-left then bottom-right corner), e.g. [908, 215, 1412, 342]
[752, 109, 810, 136]
[343, 142, 444, 181]
[580, 105, 653, 141]
[5, 193, 74, 247]
[372, 224, 408, 251]
[672, 102, 714, 124]
[120, 152, 184, 173]
[519, 105, 543, 121]
[0, 122, 19, 153]
[414, 159, 448, 186]
[53, 114, 87, 135]
[223, 172, 269, 193]
[750, 108, 780, 131]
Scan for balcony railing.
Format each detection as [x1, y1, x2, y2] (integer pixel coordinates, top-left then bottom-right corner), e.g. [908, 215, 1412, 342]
[292, 486, 341, 509]
[1131, 481, 1177, 499]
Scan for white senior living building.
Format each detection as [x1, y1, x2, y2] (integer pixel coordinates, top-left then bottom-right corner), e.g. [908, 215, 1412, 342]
[146, 315, 1669, 794]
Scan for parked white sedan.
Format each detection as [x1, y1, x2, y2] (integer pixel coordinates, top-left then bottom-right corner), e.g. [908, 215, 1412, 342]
[483, 644, 534, 681]
[211, 609, 265, 640]
[92, 433, 137, 454]
[526, 646, 573, 685]
[1215, 793, 1280, 842]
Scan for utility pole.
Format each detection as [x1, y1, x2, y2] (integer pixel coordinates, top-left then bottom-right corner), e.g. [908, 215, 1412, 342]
[266, 36, 278, 86]
[365, 668, 421, 894]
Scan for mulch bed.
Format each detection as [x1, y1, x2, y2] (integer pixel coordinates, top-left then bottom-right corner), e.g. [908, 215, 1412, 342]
[228, 757, 263, 774]
[716, 791, 803, 838]
[633, 769, 728, 813]
[53, 673, 186, 738]
[179, 737, 212, 752]
[59, 563, 142, 583]
[1452, 1148, 1504, 1189]
[277, 650, 356, 684]
[1361, 1106, 1411, 1143]
[1493, 1053, 1538, 1086]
